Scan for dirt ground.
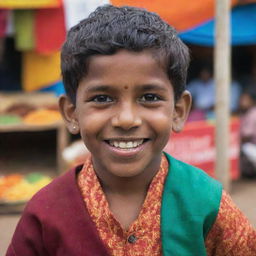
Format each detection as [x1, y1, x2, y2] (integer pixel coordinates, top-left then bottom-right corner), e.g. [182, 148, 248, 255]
[0, 178, 256, 255]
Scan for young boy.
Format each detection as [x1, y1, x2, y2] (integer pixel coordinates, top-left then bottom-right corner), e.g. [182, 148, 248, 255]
[6, 5, 256, 256]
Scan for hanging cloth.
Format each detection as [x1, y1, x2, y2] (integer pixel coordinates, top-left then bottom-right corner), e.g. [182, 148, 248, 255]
[22, 51, 61, 91]
[13, 9, 35, 51]
[111, 0, 239, 32]
[180, 3, 256, 46]
[35, 6, 65, 54]
[0, 9, 8, 37]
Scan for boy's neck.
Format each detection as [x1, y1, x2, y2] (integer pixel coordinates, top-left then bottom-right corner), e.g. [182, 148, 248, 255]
[92, 156, 162, 230]
[93, 156, 162, 196]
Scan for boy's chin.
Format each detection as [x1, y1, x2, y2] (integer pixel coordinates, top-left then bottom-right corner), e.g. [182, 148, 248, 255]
[98, 155, 162, 180]
[110, 169, 144, 179]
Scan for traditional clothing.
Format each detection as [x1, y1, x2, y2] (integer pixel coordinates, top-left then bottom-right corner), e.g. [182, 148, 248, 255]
[6, 153, 256, 256]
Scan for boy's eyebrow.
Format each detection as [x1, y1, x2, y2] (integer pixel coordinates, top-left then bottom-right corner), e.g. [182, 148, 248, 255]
[85, 85, 111, 93]
[140, 84, 169, 91]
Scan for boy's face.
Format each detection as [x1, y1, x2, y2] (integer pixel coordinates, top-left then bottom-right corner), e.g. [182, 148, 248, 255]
[60, 50, 191, 179]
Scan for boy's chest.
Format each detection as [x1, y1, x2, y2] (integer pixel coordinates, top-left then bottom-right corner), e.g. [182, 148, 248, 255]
[105, 192, 146, 230]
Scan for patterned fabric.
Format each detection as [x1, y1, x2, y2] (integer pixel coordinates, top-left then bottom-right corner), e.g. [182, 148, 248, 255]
[78, 155, 256, 256]
[206, 190, 256, 255]
[78, 155, 168, 256]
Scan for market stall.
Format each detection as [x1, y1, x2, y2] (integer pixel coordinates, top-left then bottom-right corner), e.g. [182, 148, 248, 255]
[0, 92, 68, 211]
[0, 0, 68, 209]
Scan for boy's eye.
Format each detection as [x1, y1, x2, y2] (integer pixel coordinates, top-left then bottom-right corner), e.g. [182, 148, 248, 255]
[91, 95, 113, 103]
[140, 94, 160, 102]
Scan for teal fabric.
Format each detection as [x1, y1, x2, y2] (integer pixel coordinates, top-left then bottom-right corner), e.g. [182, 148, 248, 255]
[180, 3, 256, 46]
[161, 153, 222, 256]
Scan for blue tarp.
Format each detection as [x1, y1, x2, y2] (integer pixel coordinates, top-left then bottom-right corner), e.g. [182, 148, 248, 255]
[179, 4, 256, 46]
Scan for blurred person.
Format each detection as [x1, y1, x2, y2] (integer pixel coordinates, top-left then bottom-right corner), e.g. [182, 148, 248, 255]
[239, 88, 256, 177]
[230, 78, 242, 114]
[187, 66, 215, 114]
[240, 63, 256, 92]
[187, 67, 241, 117]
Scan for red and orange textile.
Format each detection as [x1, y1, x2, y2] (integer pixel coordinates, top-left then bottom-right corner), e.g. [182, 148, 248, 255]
[78, 154, 256, 255]
[4, 0, 256, 91]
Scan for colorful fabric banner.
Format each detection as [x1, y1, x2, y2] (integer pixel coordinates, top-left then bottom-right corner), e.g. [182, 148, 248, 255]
[22, 51, 61, 91]
[180, 3, 256, 46]
[0, 0, 61, 9]
[35, 6, 66, 54]
[13, 10, 34, 51]
[111, 0, 240, 32]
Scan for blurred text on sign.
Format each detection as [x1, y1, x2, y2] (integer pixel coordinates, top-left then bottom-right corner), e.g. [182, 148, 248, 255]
[164, 119, 240, 180]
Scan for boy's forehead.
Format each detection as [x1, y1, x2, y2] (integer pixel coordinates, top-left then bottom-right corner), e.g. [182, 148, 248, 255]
[85, 49, 167, 77]
[77, 49, 172, 92]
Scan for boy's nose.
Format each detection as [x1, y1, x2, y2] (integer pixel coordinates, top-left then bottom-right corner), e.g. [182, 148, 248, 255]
[111, 103, 142, 130]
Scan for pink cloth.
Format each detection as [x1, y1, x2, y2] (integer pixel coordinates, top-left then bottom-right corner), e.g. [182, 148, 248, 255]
[240, 106, 256, 144]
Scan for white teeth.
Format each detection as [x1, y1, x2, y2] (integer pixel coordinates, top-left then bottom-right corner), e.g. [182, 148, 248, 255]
[127, 142, 133, 148]
[109, 140, 144, 149]
[119, 142, 126, 148]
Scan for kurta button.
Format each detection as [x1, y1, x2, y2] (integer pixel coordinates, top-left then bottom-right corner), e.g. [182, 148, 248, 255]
[127, 234, 137, 244]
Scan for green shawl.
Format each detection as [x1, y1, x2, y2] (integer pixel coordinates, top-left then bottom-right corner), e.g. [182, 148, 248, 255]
[161, 153, 222, 255]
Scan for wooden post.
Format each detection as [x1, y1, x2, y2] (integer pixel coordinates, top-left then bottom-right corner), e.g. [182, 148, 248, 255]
[214, 0, 231, 191]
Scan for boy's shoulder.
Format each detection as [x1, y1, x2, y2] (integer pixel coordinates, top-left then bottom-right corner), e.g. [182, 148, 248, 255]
[25, 165, 83, 216]
[162, 153, 223, 254]
[10, 165, 110, 255]
[163, 152, 223, 216]
[165, 152, 221, 186]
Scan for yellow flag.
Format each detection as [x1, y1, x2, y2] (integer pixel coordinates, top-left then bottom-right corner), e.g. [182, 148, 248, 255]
[22, 51, 61, 91]
[0, 0, 60, 9]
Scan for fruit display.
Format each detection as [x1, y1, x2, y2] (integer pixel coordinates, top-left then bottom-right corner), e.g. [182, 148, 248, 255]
[0, 98, 62, 126]
[0, 173, 52, 203]
[23, 109, 61, 125]
[0, 115, 22, 125]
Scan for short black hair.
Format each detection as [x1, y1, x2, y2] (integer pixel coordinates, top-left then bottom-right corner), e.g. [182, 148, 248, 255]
[61, 4, 190, 104]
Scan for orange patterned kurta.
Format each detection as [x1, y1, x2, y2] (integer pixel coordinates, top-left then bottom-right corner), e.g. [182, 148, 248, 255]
[78, 155, 256, 256]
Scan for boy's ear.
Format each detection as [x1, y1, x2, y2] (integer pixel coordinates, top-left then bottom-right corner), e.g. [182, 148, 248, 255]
[172, 90, 192, 133]
[59, 95, 80, 134]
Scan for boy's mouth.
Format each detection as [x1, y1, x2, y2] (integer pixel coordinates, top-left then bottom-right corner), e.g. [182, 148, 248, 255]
[105, 139, 148, 149]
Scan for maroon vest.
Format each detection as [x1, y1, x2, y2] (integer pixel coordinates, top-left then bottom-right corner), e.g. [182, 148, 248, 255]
[6, 166, 109, 256]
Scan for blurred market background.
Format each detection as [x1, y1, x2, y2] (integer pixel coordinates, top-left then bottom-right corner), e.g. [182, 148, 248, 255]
[1, 0, 256, 254]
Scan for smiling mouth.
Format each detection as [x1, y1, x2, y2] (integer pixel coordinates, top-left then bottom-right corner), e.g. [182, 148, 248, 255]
[105, 139, 148, 149]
